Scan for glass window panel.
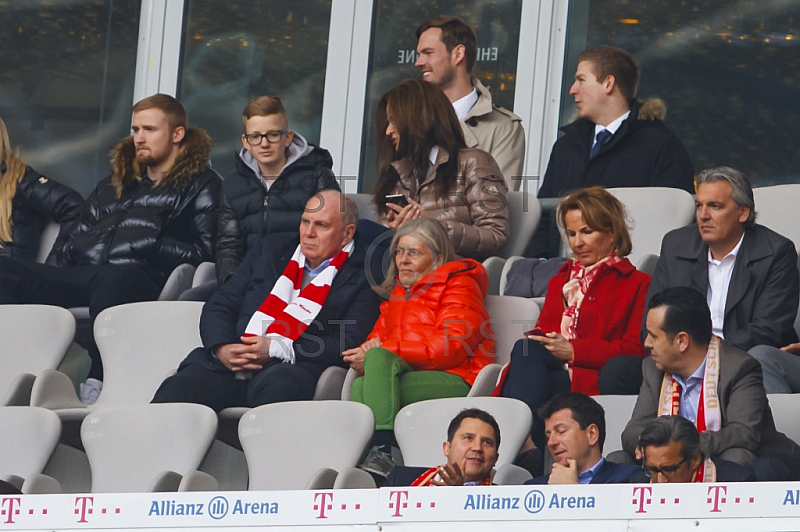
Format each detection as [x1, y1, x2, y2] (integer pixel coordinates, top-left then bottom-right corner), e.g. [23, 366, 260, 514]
[359, 0, 523, 191]
[561, 0, 800, 185]
[179, 1, 332, 179]
[0, 1, 140, 196]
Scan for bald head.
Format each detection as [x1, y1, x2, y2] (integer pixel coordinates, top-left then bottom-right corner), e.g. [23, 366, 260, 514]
[300, 190, 356, 268]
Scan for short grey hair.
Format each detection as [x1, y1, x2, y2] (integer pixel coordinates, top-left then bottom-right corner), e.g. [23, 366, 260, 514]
[339, 193, 358, 228]
[696, 166, 756, 227]
[638, 416, 704, 462]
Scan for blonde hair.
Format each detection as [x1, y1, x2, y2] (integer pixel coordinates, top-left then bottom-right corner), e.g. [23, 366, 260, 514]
[557, 186, 632, 257]
[0, 117, 27, 244]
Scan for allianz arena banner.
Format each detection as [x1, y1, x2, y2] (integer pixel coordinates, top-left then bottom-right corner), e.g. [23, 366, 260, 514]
[1, 483, 800, 529]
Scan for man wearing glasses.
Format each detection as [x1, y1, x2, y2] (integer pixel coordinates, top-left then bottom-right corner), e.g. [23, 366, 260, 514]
[184, 95, 339, 301]
[632, 416, 753, 483]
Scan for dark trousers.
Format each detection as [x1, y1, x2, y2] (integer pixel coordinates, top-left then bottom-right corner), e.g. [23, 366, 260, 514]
[0, 257, 165, 380]
[152, 360, 319, 412]
[598, 355, 645, 395]
[500, 338, 571, 450]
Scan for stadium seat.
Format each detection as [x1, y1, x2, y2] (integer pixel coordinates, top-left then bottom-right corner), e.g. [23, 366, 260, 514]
[30, 301, 204, 447]
[468, 295, 540, 396]
[767, 394, 800, 446]
[35, 220, 61, 264]
[497, 191, 541, 259]
[482, 256, 505, 296]
[591, 394, 638, 454]
[0, 406, 62, 493]
[82, 403, 217, 492]
[607, 187, 695, 266]
[239, 400, 374, 490]
[394, 396, 532, 468]
[0, 305, 75, 406]
[346, 192, 380, 223]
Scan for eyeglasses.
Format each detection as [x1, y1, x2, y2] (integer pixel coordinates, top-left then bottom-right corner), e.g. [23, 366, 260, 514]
[642, 457, 689, 478]
[244, 130, 288, 146]
[392, 247, 425, 259]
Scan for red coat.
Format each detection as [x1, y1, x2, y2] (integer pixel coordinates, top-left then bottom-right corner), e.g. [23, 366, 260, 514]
[367, 258, 494, 385]
[537, 258, 651, 395]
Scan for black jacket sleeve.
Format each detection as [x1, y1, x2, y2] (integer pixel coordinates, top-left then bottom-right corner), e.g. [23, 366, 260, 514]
[215, 193, 246, 285]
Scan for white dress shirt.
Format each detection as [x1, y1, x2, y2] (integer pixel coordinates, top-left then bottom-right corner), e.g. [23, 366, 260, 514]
[707, 234, 744, 338]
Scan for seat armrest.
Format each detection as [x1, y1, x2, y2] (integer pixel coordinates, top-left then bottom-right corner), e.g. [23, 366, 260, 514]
[178, 470, 218, 492]
[333, 467, 377, 489]
[29, 369, 85, 409]
[3, 373, 36, 406]
[304, 467, 339, 490]
[466, 364, 502, 397]
[149, 471, 183, 492]
[341, 368, 359, 401]
[22, 474, 62, 494]
[493, 463, 533, 485]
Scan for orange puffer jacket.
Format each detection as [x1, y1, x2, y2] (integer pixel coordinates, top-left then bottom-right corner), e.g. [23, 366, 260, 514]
[367, 258, 494, 385]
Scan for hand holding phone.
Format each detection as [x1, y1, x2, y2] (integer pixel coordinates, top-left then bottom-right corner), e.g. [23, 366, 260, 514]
[384, 194, 409, 207]
[524, 327, 545, 337]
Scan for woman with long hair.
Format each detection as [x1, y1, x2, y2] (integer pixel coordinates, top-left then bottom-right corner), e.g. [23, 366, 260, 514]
[0, 117, 83, 262]
[373, 78, 508, 261]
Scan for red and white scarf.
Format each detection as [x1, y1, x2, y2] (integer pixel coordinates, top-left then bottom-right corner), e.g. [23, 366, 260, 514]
[560, 254, 618, 340]
[243, 241, 354, 364]
[657, 335, 722, 483]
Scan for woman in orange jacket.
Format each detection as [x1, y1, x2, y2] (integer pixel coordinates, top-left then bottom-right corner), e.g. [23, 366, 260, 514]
[344, 218, 494, 472]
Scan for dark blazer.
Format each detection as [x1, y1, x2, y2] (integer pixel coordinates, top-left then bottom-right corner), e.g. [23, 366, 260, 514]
[647, 224, 799, 351]
[179, 230, 382, 381]
[622, 340, 800, 461]
[525, 459, 639, 484]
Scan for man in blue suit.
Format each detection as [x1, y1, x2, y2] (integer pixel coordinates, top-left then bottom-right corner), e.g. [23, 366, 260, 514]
[526, 393, 638, 484]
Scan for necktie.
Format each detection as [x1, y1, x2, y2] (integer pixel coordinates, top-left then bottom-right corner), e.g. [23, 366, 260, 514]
[590, 129, 613, 159]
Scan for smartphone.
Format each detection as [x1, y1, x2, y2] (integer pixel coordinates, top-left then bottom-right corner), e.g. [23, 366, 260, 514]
[524, 327, 545, 336]
[384, 194, 409, 207]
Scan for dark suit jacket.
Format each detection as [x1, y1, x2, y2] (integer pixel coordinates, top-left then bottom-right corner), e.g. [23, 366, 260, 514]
[385, 466, 434, 487]
[525, 459, 639, 484]
[647, 224, 799, 350]
[622, 340, 800, 460]
[179, 230, 383, 381]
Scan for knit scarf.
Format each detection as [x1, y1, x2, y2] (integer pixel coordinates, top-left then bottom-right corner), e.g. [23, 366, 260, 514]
[560, 254, 618, 340]
[411, 466, 492, 487]
[243, 241, 353, 363]
[657, 335, 721, 483]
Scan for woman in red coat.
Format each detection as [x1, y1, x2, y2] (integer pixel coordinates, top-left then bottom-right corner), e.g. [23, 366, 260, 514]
[344, 218, 494, 472]
[497, 186, 651, 450]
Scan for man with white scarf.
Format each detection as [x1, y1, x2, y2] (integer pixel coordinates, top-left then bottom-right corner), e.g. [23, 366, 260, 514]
[621, 287, 800, 468]
[153, 189, 383, 410]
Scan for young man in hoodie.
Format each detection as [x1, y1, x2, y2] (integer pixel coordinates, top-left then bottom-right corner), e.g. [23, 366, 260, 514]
[182, 96, 339, 302]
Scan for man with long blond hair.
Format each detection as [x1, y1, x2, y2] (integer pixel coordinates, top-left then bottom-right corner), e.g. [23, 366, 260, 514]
[0, 95, 221, 403]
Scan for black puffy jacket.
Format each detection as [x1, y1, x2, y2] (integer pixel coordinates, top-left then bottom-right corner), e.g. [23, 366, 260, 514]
[0, 164, 83, 263]
[55, 127, 222, 276]
[215, 137, 338, 283]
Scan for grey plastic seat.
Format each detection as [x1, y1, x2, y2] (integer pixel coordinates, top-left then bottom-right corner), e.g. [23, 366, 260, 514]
[767, 394, 800, 446]
[482, 256, 506, 296]
[498, 191, 541, 259]
[239, 400, 374, 490]
[0, 305, 75, 406]
[468, 294, 541, 396]
[591, 394, 638, 454]
[35, 220, 61, 264]
[30, 301, 204, 446]
[0, 406, 62, 493]
[606, 187, 695, 266]
[394, 396, 532, 468]
[82, 403, 217, 492]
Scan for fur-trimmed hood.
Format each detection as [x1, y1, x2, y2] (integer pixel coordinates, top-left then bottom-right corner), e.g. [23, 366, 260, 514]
[635, 98, 667, 121]
[109, 127, 212, 197]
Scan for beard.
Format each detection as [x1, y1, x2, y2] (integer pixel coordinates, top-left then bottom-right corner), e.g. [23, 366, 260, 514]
[135, 148, 168, 168]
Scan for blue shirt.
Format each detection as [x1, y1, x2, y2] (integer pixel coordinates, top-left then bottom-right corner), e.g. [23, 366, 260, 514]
[306, 257, 332, 277]
[673, 357, 707, 424]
